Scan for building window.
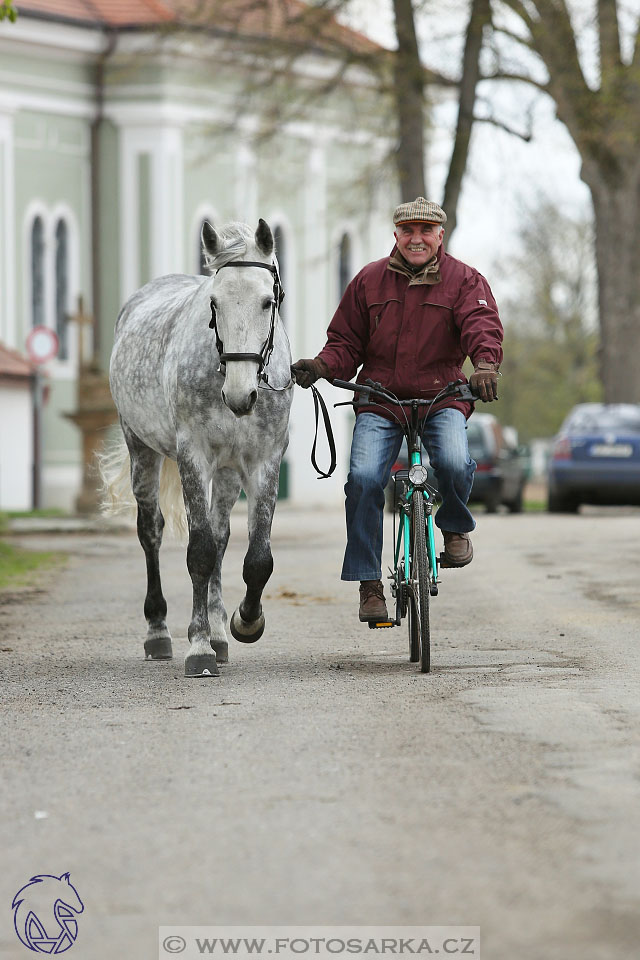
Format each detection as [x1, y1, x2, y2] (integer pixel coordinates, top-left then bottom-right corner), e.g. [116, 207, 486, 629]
[55, 219, 69, 360]
[31, 216, 45, 328]
[338, 233, 352, 297]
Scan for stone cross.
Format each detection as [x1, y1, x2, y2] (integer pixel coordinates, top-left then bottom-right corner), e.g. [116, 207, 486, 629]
[67, 294, 94, 370]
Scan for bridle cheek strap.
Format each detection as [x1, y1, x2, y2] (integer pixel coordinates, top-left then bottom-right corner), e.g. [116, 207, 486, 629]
[209, 260, 284, 383]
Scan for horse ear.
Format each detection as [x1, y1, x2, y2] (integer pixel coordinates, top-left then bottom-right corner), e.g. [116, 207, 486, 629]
[255, 218, 274, 257]
[201, 221, 220, 257]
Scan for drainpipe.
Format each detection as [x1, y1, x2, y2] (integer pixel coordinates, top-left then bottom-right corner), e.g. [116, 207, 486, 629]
[90, 27, 117, 366]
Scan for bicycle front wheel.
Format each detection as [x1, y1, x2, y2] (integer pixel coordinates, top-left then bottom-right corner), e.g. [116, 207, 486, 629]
[409, 489, 431, 673]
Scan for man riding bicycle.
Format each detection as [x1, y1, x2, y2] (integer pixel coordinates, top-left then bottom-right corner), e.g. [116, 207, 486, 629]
[292, 198, 504, 623]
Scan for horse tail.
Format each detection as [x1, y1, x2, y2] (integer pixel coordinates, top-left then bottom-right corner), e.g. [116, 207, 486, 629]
[158, 457, 188, 536]
[98, 434, 187, 537]
[97, 433, 134, 520]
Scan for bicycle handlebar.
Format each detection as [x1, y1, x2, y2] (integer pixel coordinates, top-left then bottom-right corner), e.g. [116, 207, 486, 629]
[331, 377, 479, 405]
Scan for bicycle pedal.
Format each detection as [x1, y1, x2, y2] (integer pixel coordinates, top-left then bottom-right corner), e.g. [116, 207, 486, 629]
[368, 620, 395, 629]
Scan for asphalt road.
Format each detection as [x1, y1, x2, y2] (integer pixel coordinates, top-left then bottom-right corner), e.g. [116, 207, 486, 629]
[1, 505, 639, 960]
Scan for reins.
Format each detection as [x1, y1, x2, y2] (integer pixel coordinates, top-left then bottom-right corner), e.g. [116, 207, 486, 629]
[208, 257, 336, 475]
[308, 383, 337, 479]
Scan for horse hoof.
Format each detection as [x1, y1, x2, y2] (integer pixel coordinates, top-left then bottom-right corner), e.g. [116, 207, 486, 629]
[230, 608, 265, 644]
[144, 636, 173, 660]
[211, 638, 229, 664]
[184, 652, 220, 678]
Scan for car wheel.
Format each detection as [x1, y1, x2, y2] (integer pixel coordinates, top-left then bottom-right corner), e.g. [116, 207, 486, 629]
[485, 487, 501, 513]
[506, 485, 524, 514]
[547, 489, 579, 513]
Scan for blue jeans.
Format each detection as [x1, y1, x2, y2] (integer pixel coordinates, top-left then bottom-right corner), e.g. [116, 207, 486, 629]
[342, 409, 476, 581]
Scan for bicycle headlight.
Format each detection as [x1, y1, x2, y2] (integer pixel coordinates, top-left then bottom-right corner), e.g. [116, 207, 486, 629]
[408, 464, 429, 487]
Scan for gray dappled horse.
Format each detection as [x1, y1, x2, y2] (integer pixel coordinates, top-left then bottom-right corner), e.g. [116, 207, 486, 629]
[108, 220, 293, 677]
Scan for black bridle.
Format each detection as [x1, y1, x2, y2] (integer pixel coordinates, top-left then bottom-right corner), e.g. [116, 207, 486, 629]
[209, 260, 285, 384]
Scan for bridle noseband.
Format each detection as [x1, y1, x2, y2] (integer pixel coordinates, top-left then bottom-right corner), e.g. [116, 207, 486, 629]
[209, 260, 285, 384]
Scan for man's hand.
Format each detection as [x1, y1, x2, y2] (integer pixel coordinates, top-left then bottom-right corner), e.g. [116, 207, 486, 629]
[291, 358, 330, 389]
[470, 360, 499, 402]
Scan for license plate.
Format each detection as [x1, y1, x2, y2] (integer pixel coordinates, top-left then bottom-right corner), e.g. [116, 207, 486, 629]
[590, 443, 633, 457]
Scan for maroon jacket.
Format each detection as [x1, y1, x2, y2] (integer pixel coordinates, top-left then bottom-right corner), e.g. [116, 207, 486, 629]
[317, 245, 503, 419]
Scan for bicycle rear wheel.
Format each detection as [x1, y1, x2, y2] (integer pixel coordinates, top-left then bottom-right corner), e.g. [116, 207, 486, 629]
[409, 489, 431, 673]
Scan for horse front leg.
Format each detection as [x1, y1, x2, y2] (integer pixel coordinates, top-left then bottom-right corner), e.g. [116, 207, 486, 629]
[123, 424, 173, 662]
[230, 458, 280, 644]
[207, 467, 243, 664]
[178, 450, 219, 678]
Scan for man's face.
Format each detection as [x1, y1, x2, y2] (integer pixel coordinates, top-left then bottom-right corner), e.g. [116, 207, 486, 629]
[394, 221, 443, 267]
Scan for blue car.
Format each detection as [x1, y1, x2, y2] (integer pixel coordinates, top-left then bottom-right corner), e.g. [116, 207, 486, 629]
[548, 403, 640, 512]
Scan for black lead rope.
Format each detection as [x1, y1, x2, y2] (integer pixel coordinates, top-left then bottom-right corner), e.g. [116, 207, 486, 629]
[309, 383, 337, 479]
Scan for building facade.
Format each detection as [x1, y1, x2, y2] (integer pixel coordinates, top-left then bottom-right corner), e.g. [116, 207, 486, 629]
[0, 1, 397, 509]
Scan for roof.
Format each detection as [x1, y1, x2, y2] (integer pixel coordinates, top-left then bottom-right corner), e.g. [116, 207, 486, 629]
[14, 0, 175, 28]
[0, 342, 34, 382]
[15, 0, 380, 54]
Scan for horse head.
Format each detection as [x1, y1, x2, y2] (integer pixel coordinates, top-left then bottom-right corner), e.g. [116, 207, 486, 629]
[203, 219, 279, 417]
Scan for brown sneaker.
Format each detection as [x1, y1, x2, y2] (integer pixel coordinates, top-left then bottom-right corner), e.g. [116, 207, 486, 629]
[359, 580, 388, 621]
[441, 531, 473, 567]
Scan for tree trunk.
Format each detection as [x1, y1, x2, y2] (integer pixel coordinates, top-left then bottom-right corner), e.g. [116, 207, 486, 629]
[442, 0, 490, 240]
[582, 158, 640, 402]
[391, 0, 427, 199]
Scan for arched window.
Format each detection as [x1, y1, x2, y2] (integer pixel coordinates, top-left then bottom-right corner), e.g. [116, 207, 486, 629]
[31, 216, 45, 328]
[274, 225, 286, 323]
[55, 219, 69, 360]
[338, 233, 352, 298]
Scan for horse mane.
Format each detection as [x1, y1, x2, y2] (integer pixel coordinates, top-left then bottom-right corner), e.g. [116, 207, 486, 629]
[202, 221, 258, 272]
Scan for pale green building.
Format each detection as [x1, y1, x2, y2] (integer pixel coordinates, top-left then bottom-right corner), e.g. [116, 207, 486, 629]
[0, 0, 397, 508]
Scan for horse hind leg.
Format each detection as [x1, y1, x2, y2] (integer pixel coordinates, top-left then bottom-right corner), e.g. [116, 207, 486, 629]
[124, 427, 173, 661]
[207, 467, 243, 664]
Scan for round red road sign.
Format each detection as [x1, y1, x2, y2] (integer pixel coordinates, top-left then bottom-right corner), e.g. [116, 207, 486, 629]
[26, 326, 59, 365]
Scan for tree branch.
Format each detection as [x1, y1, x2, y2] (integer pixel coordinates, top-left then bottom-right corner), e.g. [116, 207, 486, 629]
[482, 69, 550, 94]
[491, 23, 535, 52]
[473, 112, 533, 141]
[500, 0, 592, 145]
[598, 0, 622, 79]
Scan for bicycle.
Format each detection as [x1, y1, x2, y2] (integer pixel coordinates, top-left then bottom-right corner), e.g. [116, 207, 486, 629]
[332, 377, 478, 673]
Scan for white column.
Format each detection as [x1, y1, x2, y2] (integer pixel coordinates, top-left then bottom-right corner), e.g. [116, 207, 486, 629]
[118, 121, 185, 303]
[303, 139, 328, 354]
[151, 126, 184, 277]
[118, 124, 141, 303]
[235, 140, 258, 224]
[0, 110, 16, 347]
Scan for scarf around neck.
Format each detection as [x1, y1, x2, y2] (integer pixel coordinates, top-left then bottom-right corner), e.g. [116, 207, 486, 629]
[387, 247, 441, 285]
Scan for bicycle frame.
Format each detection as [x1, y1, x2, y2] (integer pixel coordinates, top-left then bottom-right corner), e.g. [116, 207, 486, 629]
[391, 400, 438, 623]
[330, 377, 477, 638]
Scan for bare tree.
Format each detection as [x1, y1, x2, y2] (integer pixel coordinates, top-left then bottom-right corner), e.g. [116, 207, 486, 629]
[497, 198, 602, 440]
[488, 0, 640, 402]
[167, 0, 489, 235]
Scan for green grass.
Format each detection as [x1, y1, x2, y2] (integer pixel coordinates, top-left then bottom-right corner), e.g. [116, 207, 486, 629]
[0, 539, 66, 591]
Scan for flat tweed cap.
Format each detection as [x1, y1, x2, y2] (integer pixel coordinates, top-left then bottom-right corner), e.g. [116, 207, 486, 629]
[393, 197, 447, 226]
